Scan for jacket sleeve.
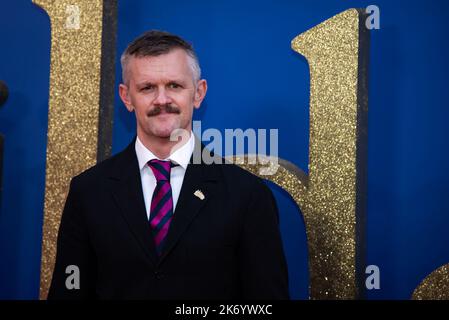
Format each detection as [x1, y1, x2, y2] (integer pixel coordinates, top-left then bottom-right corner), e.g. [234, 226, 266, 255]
[237, 178, 290, 299]
[47, 177, 96, 299]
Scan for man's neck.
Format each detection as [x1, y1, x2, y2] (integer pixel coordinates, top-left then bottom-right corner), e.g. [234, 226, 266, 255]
[137, 131, 191, 159]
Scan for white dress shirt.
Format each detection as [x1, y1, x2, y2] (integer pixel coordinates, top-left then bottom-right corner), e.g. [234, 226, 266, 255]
[135, 133, 195, 220]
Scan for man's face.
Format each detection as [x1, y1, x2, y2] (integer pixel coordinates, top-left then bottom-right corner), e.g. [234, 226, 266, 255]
[119, 48, 207, 141]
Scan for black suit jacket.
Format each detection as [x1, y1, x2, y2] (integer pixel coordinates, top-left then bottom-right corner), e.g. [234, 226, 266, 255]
[48, 139, 289, 299]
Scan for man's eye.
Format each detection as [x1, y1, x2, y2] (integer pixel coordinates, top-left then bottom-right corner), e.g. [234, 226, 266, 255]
[141, 85, 154, 91]
[168, 83, 181, 89]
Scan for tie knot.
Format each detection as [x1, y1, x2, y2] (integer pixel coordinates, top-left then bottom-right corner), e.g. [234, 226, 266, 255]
[147, 159, 173, 182]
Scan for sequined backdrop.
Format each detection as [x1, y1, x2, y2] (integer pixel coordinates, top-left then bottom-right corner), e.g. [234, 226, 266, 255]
[34, 1, 449, 299]
[33, 0, 116, 299]
[1, 0, 447, 300]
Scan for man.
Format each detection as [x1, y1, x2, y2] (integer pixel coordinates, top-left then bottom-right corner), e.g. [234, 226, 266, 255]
[48, 30, 289, 299]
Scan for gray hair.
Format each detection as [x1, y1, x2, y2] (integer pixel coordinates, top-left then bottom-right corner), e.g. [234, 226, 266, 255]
[120, 30, 201, 86]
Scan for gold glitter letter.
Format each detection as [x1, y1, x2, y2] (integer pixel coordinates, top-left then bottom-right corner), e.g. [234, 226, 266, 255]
[237, 8, 369, 299]
[34, 0, 116, 299]
[412, 263, 449, 300]
[289, 8, 369, 299]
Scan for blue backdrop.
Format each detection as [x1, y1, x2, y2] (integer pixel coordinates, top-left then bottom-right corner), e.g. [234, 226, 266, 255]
[1, 0, 448, 300]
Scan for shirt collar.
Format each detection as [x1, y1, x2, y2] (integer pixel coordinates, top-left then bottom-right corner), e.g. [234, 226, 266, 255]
[135, 132, 195, 171]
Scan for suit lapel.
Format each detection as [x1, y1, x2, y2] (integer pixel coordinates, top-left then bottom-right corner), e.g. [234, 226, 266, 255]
[109, 140, 158, 266]
[107, 138, 220, 267]
[158, 143, 219, 265]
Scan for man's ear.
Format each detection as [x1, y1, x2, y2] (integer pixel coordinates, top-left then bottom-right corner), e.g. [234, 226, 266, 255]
[193, 79, 207, 109]
[119, 83, 134, 112]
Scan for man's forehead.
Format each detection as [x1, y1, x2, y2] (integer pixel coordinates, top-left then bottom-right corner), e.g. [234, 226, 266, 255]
[128, 50, 193, 81]
[131, 49, 188, 67]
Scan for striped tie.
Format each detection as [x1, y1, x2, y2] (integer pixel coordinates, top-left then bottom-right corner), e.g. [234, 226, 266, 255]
[147, 159, 175, 255]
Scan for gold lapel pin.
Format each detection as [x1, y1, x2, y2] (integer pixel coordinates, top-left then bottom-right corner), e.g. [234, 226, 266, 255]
[194, 190, 205, 200]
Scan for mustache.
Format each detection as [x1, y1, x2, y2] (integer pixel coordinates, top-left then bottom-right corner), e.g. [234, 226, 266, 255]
[147, 104, 181, 117]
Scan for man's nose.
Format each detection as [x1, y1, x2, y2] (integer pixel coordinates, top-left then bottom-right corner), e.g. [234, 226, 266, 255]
[153, 87, 172, 105]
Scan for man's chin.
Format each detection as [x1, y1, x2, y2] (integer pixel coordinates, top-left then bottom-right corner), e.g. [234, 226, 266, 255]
[151, 127, 180, 139]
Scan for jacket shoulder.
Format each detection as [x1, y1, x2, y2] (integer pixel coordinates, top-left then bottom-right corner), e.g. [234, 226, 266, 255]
[70, 144, 132, 187]
[216, 161, 272, 193]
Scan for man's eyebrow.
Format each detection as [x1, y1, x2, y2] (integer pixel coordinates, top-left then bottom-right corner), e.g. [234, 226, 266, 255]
[136, 79, 187, 86]
[166, 78, 188, 85]
[136, 81, 154, 87]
